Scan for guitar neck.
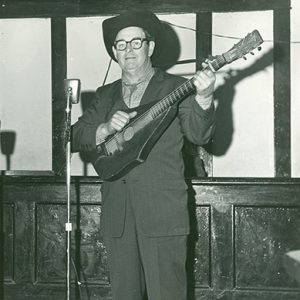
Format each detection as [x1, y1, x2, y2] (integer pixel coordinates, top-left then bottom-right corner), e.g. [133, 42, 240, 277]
[150, 78, 194, 118]
[150, 55, 227, 118]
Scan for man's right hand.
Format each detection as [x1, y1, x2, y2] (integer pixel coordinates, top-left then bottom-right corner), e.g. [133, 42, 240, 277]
[105, 110, 137, 135]
[96, 110, 137, 144]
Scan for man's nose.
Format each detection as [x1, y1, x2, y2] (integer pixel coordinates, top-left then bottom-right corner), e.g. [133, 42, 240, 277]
[125, 42, 133, 52]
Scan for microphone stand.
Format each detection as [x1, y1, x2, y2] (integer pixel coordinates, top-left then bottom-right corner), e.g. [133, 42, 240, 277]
[63, 79, 80, 300]
[65, 86, 73, 300]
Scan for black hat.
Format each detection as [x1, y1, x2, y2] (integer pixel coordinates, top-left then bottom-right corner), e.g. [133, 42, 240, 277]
[102, 10, 165, 62]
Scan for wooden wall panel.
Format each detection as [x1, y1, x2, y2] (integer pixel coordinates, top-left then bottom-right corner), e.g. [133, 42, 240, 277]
[194, 206, 211, 287]
[2, 177, 300, 300]
[35, 203, 108, 284]
[235, 207, 300, 289]
[3, 204, 14, 282]
[14, 199, 34, 284]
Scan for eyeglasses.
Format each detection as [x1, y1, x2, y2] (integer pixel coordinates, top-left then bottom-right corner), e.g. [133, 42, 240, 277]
[113, 38, 149, 51]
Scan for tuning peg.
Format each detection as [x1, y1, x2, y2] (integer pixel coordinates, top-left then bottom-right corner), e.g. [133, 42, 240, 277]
[243, 56, 247, 60]
[258, 46, 262, 51]
[250, 52, 254, 55]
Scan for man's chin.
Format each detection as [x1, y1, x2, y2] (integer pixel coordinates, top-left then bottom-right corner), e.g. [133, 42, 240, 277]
[124, 63, 139, 72]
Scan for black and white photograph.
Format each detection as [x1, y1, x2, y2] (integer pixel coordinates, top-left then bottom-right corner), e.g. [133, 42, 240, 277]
[1, 0, 300, 299]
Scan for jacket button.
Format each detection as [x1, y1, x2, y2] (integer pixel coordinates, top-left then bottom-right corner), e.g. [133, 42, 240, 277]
[122, 179, 126, 184]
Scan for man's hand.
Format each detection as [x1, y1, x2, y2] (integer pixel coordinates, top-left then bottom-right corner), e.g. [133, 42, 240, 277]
[105, 110, 137, 134]
[193, 63, 216, 110]
[96, 110, 137, 144]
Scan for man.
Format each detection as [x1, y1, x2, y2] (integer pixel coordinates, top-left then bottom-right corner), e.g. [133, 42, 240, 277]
[72, 10, 215, 300]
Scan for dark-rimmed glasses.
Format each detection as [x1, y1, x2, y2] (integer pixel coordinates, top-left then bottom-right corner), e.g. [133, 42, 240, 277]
[113, 38, 149, 51]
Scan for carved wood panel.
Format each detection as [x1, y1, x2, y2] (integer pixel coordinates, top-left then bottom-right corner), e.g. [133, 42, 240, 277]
[36, 204, 108, 284]
[2, 177, 300, 300]
[235, 206, 300, 289]
[3, 203, 14, 282]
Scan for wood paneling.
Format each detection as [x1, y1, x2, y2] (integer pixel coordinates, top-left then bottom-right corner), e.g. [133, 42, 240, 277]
[235, 207, 300, 289]
[2, 204, 13, 282]
[1, 176, 300, 299]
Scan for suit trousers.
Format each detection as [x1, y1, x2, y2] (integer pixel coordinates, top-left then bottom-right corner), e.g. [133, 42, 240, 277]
[104, 194, 188, 300]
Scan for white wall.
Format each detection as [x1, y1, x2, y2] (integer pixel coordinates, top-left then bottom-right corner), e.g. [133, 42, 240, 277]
[0, 19, 52, 171]
[67, 16, 116, 176]
[212, 11, 274, 177]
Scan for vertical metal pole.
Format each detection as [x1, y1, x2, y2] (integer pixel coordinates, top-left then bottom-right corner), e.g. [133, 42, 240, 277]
[65, 88, 72, 300]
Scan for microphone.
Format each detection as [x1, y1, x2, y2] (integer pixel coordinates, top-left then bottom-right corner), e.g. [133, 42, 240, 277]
[64, 79, 81, 104]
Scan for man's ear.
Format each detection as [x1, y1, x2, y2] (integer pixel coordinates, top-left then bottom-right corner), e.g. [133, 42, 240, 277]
[148, 41, 155, 57]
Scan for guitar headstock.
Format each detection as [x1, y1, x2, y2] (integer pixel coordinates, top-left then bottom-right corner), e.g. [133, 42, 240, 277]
[207, 30, 264, 72]
[223, 30, 263, 63]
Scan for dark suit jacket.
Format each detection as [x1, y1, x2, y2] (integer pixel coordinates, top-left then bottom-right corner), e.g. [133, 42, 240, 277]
[72, 68, 215, 237]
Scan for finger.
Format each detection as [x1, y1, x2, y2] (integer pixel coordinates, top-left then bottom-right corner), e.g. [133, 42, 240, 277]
[113, 113, 131, 125]
[204, 67, 214, 76]
[193, 78, 201, 90]
[110, 120, 124, 131]
[198, 68, 214, 79]
[194, 74, 210, 88]
[115, 111, 130, 121]
[111, 116, 128, 128]
[129, 111, 137, 118]
[201, 62, 208, 69]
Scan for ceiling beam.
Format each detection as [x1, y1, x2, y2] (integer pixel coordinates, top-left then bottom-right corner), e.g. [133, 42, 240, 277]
[0, 0, 290, 19]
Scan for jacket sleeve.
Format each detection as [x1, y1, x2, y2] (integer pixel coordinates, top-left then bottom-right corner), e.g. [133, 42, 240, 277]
[177, 93, 215, 146]
[71, 87, 110, 153]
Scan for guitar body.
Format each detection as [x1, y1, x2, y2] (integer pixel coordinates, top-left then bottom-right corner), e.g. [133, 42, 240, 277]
[92, 101, 177, 181]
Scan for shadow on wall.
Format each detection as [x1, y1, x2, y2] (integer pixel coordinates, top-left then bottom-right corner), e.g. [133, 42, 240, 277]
[0, 130, 16, 171]
[211, 47, 274, 157]
[78, 92, 97, 176]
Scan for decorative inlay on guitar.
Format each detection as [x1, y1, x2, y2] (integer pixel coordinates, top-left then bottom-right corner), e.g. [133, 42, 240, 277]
[92, 30, 263, 181]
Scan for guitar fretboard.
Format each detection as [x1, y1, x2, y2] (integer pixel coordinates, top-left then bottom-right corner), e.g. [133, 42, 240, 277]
[150, 79, 195, 118]
[149, 55, 227, 118]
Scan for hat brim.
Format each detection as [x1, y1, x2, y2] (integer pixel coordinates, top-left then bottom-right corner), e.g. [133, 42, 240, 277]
[102, 10, 165, 63]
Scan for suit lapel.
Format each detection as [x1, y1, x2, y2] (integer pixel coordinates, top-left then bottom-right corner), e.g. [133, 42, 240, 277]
[139, 68, 165, 106]
[105, 80, 127, 121]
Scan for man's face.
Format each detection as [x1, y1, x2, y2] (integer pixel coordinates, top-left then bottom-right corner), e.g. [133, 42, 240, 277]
[113, 26, 155, 73]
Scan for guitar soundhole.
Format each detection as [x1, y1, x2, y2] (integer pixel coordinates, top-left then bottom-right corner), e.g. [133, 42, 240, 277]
[123, 127, 134, 141]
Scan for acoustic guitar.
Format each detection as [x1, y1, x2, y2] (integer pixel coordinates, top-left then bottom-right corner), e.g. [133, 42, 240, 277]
[92, 29, 263, 181]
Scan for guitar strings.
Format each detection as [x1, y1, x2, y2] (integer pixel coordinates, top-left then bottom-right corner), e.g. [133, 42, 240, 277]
[104, 59, 230, 150]
[104, 78, 196, 151]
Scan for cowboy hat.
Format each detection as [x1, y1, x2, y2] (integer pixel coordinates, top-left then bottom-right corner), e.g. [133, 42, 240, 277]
[102, 10, 165, 63]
